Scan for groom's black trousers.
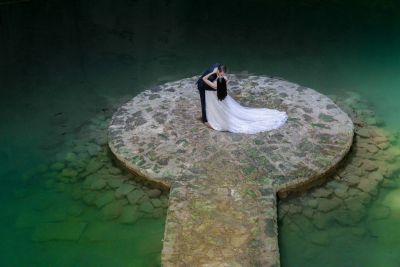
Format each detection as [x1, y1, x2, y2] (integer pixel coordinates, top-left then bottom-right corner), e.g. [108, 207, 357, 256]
[198, 87, 208, 123]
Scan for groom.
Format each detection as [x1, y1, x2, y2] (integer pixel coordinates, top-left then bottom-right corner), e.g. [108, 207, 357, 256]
[196, 63, 227, 126]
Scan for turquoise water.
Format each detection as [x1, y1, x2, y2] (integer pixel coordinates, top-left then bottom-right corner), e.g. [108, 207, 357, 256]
[1, 0, 400, 266]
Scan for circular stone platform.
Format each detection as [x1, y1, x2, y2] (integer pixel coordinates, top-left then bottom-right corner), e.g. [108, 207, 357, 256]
[108, 74, 354, 266]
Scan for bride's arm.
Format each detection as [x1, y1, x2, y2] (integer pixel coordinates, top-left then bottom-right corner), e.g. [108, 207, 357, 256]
[202, 70, 217, 90]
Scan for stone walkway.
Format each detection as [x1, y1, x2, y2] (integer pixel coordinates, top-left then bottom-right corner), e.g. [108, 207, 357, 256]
[108, 74, 354, 266]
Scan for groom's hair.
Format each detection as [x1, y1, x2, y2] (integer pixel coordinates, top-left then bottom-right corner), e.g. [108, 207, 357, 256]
[218, 64, 227, 73]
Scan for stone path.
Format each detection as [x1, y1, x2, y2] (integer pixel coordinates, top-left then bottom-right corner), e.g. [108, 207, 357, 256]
[108, 74, 354, 266]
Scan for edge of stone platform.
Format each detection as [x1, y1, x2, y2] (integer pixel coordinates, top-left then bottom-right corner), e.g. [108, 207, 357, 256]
[277, 126, 355, 198]
[107, 144, 171, 191]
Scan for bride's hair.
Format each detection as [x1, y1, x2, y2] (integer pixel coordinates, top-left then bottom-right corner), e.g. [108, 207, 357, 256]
[217, 77, 227, 101]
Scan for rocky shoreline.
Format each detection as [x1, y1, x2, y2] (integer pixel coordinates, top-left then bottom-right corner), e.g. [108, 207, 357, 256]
[14, 106, 169, 244]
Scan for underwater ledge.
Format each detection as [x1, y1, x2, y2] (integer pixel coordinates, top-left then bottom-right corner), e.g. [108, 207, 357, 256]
[108, 74, 354, 266]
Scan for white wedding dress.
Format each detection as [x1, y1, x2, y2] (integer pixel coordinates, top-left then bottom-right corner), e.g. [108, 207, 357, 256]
[205, 90, 288, 134]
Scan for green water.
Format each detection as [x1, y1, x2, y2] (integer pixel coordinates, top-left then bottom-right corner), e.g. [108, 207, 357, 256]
[1, 0, 400, 266]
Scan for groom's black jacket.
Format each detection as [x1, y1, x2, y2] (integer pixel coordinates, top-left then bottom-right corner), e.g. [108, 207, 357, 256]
[196, 63, 220, 123]
[196, 63, 220, 91]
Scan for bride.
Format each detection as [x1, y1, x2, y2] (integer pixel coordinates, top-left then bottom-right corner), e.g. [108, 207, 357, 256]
[202, 68, 288, 134]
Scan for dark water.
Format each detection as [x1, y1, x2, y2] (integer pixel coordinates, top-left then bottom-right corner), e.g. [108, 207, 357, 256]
[1, 0, 400, 266]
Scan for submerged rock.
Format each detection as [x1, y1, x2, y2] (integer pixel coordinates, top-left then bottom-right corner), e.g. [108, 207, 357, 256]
[70, 188, 83, 200]
[152, 208, 165, 218]
[115, 184, 135, 198]
[139, 201, 154, 213]
[333, 210, 356, 226]
[381, 179, 398, 188]
[101, 202, 123, 220]
[68, 205, 84, 217]
[349, 227, 366, 237]
[357, 178, 378, 195]
[361, 159, 378, 172]
[119, 206, 141, 224]
[42, 208, 68, 222]
[150, 198, 162, 208]
[90, 178, 107, 190]
[86, 160, 104, 174]
[31, 222, 87, 241]
[317, 198, 342, 212]
[311, 212, 332, 230]
[311, 188, 332, 198]
[32, 197, 53, 211]
[61, 168, 78, 178]
[108, 167, 122, 175]
[148, 188, 162, 198]
[95, 191, 115, 208]
[309, 231, 330, 246]
[127, 190, 145, 204]
[87, 143, 101, 156]
[382, 189, 400, 212]
[83, 192, 98, 206]
[50, 162, 65, 171]
[107, 177, 124, 188]
[369, 204, 391, 220]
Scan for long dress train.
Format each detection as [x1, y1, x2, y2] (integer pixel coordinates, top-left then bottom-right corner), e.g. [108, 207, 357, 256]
[205, 90, 287, 134]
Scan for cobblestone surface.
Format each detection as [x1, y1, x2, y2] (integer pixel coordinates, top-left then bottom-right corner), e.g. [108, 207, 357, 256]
[108, 74, 354, 266]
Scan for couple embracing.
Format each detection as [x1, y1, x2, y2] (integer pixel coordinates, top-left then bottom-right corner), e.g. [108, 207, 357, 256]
[196, 63, 287, 134]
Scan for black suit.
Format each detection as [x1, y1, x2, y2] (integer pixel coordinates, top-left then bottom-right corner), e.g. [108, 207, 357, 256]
[196, 63, 220, 123]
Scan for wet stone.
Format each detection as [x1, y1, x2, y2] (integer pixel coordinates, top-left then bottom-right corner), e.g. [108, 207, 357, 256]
[369, 205, 391, 220]
[317, 198, 341, 212]
[356, 128, 370, 138]
[95, 191, 115, 208]
[312, 213, 331, 230]
[334, 210, 357, 226]
[148, 188, 162, 198]
[139, 201, 154, 213]
[310, 231, 330, 246]
[90, 178, 107, 190]
[312, 188, 332, 198]
[86, 160, 104, 173]
[151, 198, 162, 208]
[357, 179, 379, 194]
[61, 168, 78, 178]
[361, 160, 379, 172]
[127, 190, 145, 204]
[101, 202, 123, 220]
[119, 206, 141, 224]
[87, 143, 101, 156]
[50, 162, 65, 171]
[115, 184, 135, 198]
[83, 192, 98, 206]
[107, 178, 123, 189]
